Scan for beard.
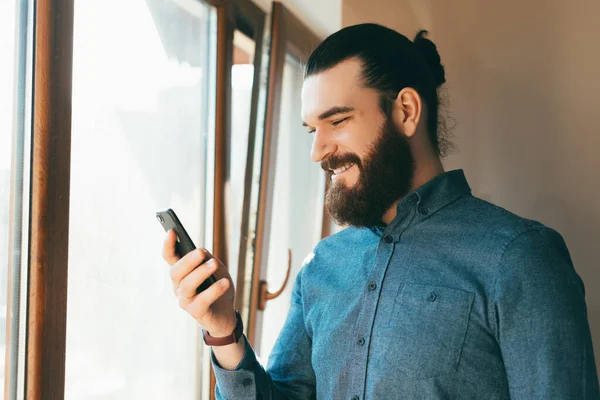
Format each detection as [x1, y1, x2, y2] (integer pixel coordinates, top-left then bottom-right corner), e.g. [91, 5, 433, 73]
[322, 117, 415, 228]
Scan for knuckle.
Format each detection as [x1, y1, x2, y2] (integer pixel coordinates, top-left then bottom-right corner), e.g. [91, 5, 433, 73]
[188, 248, 201, 261]
[179, 278, 193, 293]
[197, 264, 213, 278]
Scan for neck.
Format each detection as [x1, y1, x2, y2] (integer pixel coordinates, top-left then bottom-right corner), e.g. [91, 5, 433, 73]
[381, 156, 445, 225]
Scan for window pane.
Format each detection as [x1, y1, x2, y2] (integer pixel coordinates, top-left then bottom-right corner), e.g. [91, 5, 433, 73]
[66, 1, 216, 398]
[0, 0, 18, 393]
[237, 25, 270, 332]
[259, 54, 325, 361]
[226, 30, 255, 286]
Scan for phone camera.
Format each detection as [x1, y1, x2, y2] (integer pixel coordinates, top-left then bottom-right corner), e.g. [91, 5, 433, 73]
[156, 215, 164, 223]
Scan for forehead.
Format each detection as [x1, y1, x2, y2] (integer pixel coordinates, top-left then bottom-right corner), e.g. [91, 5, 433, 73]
[301, 58, 376, 122]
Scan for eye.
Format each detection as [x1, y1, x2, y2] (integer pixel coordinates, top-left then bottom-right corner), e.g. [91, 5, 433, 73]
[332, 117, 350, 126]
[308, 128, 316, 134]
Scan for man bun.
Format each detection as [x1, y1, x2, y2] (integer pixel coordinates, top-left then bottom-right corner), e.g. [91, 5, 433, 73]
[413, 30, 446, 87]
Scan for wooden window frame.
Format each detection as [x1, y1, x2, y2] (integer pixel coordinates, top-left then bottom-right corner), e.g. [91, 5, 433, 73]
[209, 0, 265, 274]
[227, 0, 267, 322]
[23, 0, 75, 398]
[206, 1, 267, 398]
[4, 0, 266, 398]
[246, 1, 323, 345]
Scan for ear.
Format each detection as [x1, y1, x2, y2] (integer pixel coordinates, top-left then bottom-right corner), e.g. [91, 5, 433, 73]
[392, 88, 422, 138]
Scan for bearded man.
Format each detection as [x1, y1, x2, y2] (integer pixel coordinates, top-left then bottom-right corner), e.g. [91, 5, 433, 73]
[163, 24, 599, 400]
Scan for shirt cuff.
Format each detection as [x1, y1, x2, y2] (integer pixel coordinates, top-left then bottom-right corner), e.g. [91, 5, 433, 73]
[211, 335, 261, 400]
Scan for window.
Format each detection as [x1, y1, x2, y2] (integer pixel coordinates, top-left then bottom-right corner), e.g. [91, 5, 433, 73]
[65, 0, 216, 398]
[1, 0, 34, 397]
[259, 53, 325, 360]
[246, 2, 324, 354]
[1, 0, 323, 397]
[218, 0, 269, 341]
[0, 0, 19, 392]
[227, 29, 256, 287]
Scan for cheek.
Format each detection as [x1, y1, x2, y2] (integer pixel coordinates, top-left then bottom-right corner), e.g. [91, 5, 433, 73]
[337, 122, 379, 157]
[335, 132, 370, 163]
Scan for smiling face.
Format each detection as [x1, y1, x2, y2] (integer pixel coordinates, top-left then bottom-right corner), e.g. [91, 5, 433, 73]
[302, 59, 382, 188]
[302, 58, 415, 227]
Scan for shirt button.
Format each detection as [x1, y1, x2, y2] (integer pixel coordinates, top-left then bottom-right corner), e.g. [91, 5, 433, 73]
[357, 336, 365, 346]
[351, 396, 360, 400]
[384, 234, 393, 243]
[368, 281, 377, 291]
[242, 378, 253, 387]
[428, 292, 437, 302]
[420, 206, 429, 215]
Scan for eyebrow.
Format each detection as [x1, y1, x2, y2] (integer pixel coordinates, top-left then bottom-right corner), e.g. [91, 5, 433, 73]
[302, 106, 355, 127]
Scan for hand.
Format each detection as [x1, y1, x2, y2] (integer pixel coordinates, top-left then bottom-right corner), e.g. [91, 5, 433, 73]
[162, 230, 237, 337]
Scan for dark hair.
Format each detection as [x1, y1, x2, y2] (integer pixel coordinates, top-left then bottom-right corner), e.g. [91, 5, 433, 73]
[305, 24, 451, 157]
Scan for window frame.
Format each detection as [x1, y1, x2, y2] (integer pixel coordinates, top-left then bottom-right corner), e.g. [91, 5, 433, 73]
[245, 1, 323, 345]
[205, 1, 267, 398]
[2, 0, 325, 398]
[223, 0, 267, 325]
[4, 0, 35, 398]
[24, 0, 75, 398]
[12, 0, 239, 397]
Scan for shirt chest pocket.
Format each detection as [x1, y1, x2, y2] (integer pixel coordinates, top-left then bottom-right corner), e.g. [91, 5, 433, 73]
[383, 283, 475, 379]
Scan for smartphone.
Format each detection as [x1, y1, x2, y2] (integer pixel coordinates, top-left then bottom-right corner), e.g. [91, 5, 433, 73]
[156, 208, 217, 294]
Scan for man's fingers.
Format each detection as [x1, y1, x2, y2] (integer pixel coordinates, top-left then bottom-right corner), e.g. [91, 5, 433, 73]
[177, 258, 219, 299]
[169, 248, 210, 292]
[201, 248, 214, 259]
[188, 277, 230, 313]
[162, 230, 179, 265]
[177, 292, 194, 309]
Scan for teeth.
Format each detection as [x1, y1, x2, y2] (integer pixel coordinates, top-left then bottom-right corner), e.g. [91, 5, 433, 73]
[333, 163, 353, 175]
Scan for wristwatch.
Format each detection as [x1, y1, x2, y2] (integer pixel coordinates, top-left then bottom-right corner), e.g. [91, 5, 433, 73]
[202, 310, 243, 346]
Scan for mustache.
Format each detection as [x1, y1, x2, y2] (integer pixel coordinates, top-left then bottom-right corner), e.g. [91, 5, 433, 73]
[321, 153, 362, 172]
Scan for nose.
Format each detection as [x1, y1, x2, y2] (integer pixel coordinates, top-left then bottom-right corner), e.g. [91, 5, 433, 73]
[310, 129, 336, 163]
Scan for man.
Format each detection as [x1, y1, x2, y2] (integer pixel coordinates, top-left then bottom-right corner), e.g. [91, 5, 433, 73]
[163, 24, 599, 399]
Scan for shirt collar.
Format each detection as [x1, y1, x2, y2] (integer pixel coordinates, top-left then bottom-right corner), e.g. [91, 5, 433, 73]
[370, 169, 471, 237]
[411, 169, 471, 219]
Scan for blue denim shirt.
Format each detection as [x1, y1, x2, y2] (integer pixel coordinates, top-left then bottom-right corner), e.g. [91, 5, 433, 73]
[213, 170, 599, 399]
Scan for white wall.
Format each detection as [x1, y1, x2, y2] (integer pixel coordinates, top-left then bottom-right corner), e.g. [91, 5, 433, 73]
[344, 0, 600, 369]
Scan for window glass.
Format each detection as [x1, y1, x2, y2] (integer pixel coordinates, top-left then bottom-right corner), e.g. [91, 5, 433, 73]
[0, 0, 19, 393]
[226, 30, 256, 285]
[66, 1, 216, 398]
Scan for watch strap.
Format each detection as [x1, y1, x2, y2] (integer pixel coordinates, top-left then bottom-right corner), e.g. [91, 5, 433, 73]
[202, 310, 243, 347]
